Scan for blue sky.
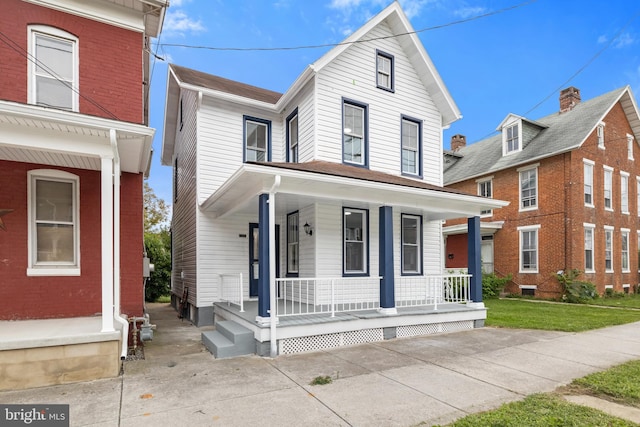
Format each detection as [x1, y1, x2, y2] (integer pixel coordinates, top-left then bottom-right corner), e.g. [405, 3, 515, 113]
[146, 0, 640, 203]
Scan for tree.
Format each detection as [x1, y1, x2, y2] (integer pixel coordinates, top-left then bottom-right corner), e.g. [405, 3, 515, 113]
[144, 182, 171, 301]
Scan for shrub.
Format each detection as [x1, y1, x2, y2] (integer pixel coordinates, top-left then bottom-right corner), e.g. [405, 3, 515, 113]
[557, 269, 597, 303]
[482, 272, 511, 299]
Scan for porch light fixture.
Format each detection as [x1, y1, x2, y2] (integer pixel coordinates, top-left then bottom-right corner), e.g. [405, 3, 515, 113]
[304, 222, 313, 236]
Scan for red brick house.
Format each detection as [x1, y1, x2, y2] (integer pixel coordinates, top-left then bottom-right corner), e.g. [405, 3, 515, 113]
[0, 0, 166, 389]
[443, 87, 640, 298]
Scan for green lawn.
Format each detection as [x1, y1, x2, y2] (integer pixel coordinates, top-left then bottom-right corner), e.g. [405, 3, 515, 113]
[569, 360, 640, 407]
[484, 299, 640, 332]
[590, 293, 640, 309]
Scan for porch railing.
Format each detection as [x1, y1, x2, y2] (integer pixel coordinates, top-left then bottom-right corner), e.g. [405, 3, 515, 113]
[275, 277, 382, 317]
[220, 273, 244, 312]
[396, 274, 471, 309]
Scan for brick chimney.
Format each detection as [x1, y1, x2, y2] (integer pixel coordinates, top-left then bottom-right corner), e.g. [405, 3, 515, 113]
[560, 86, 581, 113]
[451, 134, 466, 152]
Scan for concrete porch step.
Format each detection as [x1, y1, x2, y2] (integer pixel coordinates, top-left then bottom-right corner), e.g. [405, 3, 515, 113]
[201, 320, 254, 359]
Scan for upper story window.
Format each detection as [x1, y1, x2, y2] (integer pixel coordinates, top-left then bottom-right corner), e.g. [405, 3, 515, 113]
[286, 211, 299, 276]
[603, 165, 613, 210]
[518, 164, 538, 211]
[343, 207, 368, 276]
[244, 116, 271, 162]
[477, 177, 493, 216]
[401, 214, 422, 275]
[583, 159, 594, 207]
[286, 109, 299, 163]
[597, 122, 605, 149]
[376, 50, 394, 92]
[628, 134, 635, 160]
[343, 99, 368, 167]
[401, 116, 422, 177]
[518, 225, 539, 273]
[28, 26, 79, 112]
[503, 123, 521, 155]
[637, 177, 640, 217]
[27, 169, 80, 276]
[621, 172, 629, 214]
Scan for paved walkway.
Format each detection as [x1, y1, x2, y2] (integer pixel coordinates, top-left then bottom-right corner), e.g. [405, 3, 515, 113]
[2, 303, 640, 426]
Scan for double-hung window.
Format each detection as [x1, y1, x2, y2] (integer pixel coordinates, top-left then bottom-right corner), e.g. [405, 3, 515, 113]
[401, 214, 422, 275]
[286, 212, 299, 276]
[244, 116, 271, 162]
[343, 208, 368, 275]
[597, 123, 605, 149]
[628, 134, 635, 160]
[343, 100, 368, 167]
[622, 229, 630, 273]
[376, 50, 394, 91]
[604, 226, 614, 272]
[583, 160, 594, 206]
[518, 225, 539, 273]
[621, 172, 629, 214]
[584, 224, 595, 273]
[504, 123, 520, 154]
[28, 170, 80, 276]
[477, 177, 493, 216]
[401, 116, 421, 176]
[604, 166, 613, 210]
[519, 165, 538, 210]
[286, 109, 299, 163]
[28, 26, 78, 111]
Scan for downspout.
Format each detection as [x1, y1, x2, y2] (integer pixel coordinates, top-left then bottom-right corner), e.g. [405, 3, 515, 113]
[269, 175, 281, 358]
[110, 129, 128, 360]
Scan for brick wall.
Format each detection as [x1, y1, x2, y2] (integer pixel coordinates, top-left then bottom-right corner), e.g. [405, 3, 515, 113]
[0, 0, 143, 124]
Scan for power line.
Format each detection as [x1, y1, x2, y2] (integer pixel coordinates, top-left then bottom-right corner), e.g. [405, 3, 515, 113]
[158, 0, 538, 52]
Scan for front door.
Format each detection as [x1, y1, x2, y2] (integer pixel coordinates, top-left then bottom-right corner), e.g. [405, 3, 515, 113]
[249, 223, 280, 297]
[481, 239, 494, 273]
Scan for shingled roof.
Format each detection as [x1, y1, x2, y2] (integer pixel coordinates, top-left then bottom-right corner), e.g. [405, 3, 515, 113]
[444, 86, 635, 185]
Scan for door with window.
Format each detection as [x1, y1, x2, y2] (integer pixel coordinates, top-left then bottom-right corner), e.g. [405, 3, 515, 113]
[481, 238, 494, 273]
[249, 223, 280, 297]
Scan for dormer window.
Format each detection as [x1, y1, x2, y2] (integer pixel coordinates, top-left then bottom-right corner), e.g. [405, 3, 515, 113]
[505, 123, 520, 154]
[597, 122, 605, 149]
[376, 50, 394, 92]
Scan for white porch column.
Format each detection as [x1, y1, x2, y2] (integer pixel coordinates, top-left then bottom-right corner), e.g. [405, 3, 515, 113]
[101, 155, 115, 332]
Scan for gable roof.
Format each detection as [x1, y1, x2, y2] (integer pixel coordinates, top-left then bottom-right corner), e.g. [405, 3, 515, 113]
[444, 86, 640, 185]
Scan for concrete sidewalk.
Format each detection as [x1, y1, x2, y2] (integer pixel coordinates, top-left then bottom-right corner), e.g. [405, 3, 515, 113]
[3, 303, 640, 426]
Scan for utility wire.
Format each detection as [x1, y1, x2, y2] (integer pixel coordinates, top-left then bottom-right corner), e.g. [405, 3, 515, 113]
[159, 0, 538, 52]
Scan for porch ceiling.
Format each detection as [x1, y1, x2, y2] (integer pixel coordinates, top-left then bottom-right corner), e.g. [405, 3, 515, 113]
[0, 101, 154, 174]
[200, 162, 509, 221]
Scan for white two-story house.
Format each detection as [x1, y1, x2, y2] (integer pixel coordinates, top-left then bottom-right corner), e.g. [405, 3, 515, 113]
[161, 2, 506, 357]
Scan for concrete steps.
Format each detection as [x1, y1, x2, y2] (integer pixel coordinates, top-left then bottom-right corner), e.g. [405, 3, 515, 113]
[201, 320, 254, 359]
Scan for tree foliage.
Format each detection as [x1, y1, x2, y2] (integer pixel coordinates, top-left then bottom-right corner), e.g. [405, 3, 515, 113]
[144, 182, 171, 301]
[144, 181, 170, 233]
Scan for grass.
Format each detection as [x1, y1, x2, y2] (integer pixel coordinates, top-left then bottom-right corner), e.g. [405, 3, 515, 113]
[567, 360, 640, 407]
[484, 298, 640, 332]
[154, 295, 171, 303]
[589, 293, 640, 309]
[439, 393, 635, 427]
[310, 375, 332, 386]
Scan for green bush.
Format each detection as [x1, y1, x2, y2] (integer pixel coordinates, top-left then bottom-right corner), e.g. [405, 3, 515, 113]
[557, 269, 597, 303]
[144, 230, 171, 302]
[482, 272, 511, 299]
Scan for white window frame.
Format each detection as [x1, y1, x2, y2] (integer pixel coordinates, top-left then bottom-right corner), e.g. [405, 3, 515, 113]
[604, 225, 614, 273]
[518, 225, 540, 273]
[518, 164, 538, 211]
[503, 122, 522, 155]
[401, 116, 421, 176]
[628, 134, 635, 160]
[27, 169, 80, 276]
[621, 171, 629, 214]
[604, 165, 613, 211]
[597, 122, 605, 149]
[244, 116, 270, 162]
[477, 176, 493, 216]
[622, 228, 630, 273]
[583, 159, 594, 207]
[28, 25, 79, 112]
[286, 212, 299, 276]
[343, 100, 367, 167]
[584, 223, 595, 273]
[287, 110, 299, 163]
[376, 50, 394, 92]
[401, 214, 422, 275]
[343, 208, 368, 275]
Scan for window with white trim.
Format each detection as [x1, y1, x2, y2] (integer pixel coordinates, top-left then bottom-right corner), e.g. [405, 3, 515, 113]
[286, 212, 299, 276]
[622, 229, 630, 273]
[583, 160, 594, 206]
[628, 134, 635, 160]
[637, 231, 640, 271]
[28, 169, 80, 275]
[286, 109, 299, 163]
[604, 226, 613, 272]
[504, 123, 520, 154]
[597, 122, 605, 149]
[637, 177, 640, 217]
[343, 100, 368, 166]
[621, 172, 629, 214]
[477, 178, 493, 216]
[401, 214, 422, 275]
[519, 166, 537, 210]
[401, 116, 421, 176]
[344, 208, 368, 275]
[518, 225, 539, 273]
[604, 166, 613, 210]
[28, 26, 78, 111]
[584, 224, 595, 273]
[244, 116, 271, 162]
[376, 50, 394, 92]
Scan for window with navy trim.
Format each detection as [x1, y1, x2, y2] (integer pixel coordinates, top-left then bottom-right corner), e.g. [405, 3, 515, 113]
[343, 208, 368, 275]
[401, 214, 422, 275]
[401, 116, 421, 176]
[286, 109, 299, 163]
[286, 211, 299, 276]
[343, 99, 368, 167]
[376, 50, 394, 92]
[244, 116, 271, 162]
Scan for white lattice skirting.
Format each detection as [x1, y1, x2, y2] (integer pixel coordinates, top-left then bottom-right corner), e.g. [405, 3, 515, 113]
[279, 328, 384, 355]
[396, 320, 474, 338]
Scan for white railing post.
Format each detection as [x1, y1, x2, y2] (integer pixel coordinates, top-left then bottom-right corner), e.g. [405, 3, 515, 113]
[238, 273, 244, 312]
[331, 279, 335, 318]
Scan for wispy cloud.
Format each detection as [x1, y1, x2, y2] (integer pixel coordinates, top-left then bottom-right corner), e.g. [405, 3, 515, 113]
[163, 9, 206, 37]
[453, 5, 487, 19]
[597, 34, 608, 44]
[614, 32, 635, 49]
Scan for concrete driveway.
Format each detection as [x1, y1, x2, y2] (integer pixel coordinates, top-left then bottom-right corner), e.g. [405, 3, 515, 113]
[3, 303, 640, 426]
